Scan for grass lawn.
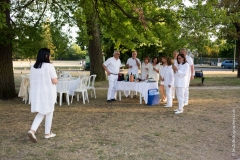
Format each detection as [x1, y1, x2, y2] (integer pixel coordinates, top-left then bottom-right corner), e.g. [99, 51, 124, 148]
[1, 72, 239, 159]
[1, 88, 240, 159]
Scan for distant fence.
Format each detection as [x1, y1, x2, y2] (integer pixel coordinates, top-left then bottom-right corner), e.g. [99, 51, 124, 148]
[194, 57, 229, 65]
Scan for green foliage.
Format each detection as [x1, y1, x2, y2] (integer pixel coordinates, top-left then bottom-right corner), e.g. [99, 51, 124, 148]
[41, 20, 56, 58]
[0, 1, 9, 29]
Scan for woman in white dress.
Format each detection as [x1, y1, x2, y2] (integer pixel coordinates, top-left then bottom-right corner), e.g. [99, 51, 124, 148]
[163, 58, 174, 108]
[28, 48, 58, 143]
[159, 56, 167, 102]
[148, 57, 161, 82]
[141, 56, 150, 80]
[172, 53, 189, 114]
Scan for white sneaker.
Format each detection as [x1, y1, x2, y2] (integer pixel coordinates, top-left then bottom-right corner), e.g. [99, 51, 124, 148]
[184, 103, 188, 106]
[175, 110, 183, 114]
[28, 130, 37, 143]
[174, 109, 184, 112]
[44, 133, 56, 139]
[164, 105, 172, 108]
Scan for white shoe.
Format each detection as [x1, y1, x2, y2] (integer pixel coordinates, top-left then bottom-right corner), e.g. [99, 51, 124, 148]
[184, 103, 188, 106]
[28, 130, 37, 143]
[44, 133, 56, 139]
[164, 105, 172, 108]
[175, 110, 183, 114]
[174, 109, 184, 112]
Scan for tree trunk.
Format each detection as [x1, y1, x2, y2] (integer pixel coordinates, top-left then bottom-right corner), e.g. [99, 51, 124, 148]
[86, 15, 106, 81]
[0, 0, 16, 99]
[235, 23, 240, 78]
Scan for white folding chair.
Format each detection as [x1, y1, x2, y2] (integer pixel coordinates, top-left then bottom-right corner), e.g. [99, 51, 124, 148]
[60, 72, 72, 78]
[87, 74, 97, 99]
[79, 74, 86, 79]
[57, 80, 70, 106]
[71, 77, 89, 104]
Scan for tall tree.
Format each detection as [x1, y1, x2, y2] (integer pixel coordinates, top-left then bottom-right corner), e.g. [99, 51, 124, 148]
[41, 20, 56, 58]
[0, 0, 15, 99]
[0, 0, 75, 99]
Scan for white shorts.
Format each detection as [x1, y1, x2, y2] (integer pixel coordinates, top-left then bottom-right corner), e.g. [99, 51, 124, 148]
[160, 81, 164, 85]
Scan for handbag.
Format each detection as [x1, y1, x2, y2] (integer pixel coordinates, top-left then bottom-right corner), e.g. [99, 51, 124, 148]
[118, 74, 125, 81]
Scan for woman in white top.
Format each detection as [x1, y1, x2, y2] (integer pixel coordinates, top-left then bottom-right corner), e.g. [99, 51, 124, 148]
[141, 56, 150, 80]
[172, 53, 189, 114]
[28, 48, 58, 143]
[163, 58, 174, 108]
[159, 56, 167, 102]
[172, 50, 179, 99]
[148, 57, 161, 82]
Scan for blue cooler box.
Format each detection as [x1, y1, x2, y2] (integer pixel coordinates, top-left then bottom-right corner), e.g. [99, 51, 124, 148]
[147, 89, 160, 106]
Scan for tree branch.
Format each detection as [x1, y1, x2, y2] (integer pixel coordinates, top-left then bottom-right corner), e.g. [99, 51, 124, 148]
[52, 0, 76, 23]
[13, 0, 35, 10]
[110, 0, 166, 23]
[34, 0, 48, 27]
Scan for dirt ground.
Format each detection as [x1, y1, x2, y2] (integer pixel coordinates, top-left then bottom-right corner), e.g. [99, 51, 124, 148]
[1, 63, 240, 159]
[0, 88, 240, 160]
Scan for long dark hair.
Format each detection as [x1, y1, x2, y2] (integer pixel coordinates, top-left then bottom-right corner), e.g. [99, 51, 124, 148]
[152, 57, 159, 64]
[34, 48, 51, 68]
[177, 53, 187, 64]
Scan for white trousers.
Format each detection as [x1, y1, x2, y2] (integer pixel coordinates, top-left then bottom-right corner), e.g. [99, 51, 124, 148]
[165, 86, 173, 106]
[107, 74, 118, 100]
[31, 112, 53, 134]
[184, 87, 189, 104]
[184, 77, 191, 104]
[176, 87, 185, 111]
[172, 86, 176, 99]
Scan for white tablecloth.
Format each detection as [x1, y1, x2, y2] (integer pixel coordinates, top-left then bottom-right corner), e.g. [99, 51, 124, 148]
[116, 81, 158, 104]
[57, 78, 80, 96]
[18, 75, 30, 102]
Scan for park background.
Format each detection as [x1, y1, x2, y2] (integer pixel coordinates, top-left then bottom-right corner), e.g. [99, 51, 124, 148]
[1, 0, 240, 159]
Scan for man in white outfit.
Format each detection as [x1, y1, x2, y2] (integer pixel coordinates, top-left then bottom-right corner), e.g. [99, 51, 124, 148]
[126, 51, 141, 96]
[180, 48, 195, 105]
[102, 51, 121, 102]
[126, 51, 141, 76]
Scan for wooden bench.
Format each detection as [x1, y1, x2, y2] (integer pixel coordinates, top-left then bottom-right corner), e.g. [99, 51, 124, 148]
[194, 70, 205, 84]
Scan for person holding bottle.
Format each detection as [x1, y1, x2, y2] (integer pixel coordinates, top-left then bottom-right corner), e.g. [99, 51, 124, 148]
[126, 51, 141, 96]
[126, 51, 141, 77]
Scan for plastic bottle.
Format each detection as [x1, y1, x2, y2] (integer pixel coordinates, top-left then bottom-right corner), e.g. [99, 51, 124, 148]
[130, 72, 134, 82]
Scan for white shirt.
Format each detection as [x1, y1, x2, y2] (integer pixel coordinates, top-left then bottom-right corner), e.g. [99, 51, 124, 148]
[173, 59, 178, 67]
[126, 58, 141, 75]
[141, 62, 150, 79]
[30, 63, 57, 114]
[163, 66, 174, 87]
[186, 55, 194, 76]
[148, 63, 161, 82]
[103, 57, 121, 74]
[160, 65, 168, 79]
[174, 62, 189, 88]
